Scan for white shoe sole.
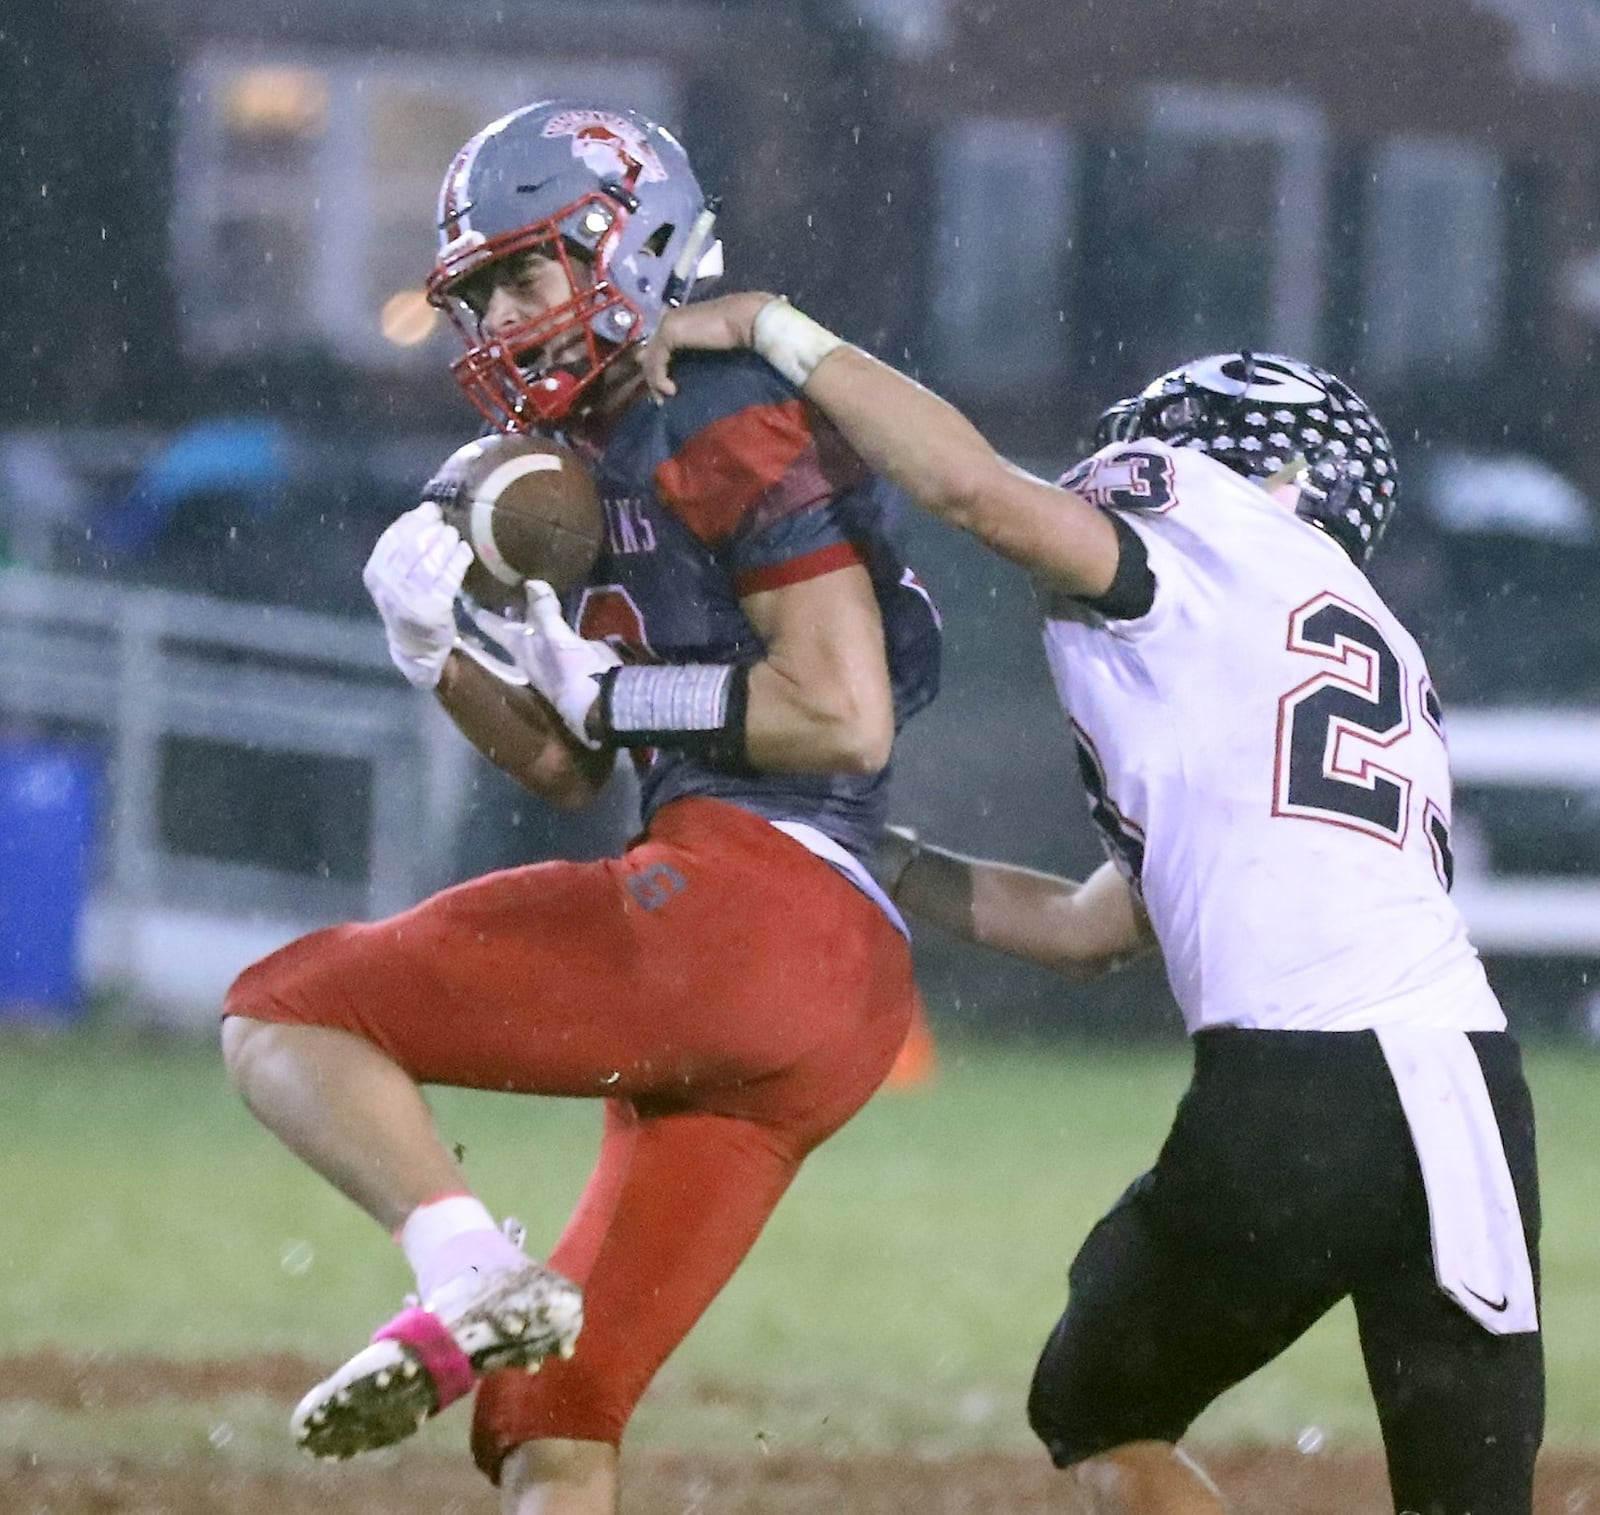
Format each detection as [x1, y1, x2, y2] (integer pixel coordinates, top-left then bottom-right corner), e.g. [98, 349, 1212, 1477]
[292, 1266, 583, 1461]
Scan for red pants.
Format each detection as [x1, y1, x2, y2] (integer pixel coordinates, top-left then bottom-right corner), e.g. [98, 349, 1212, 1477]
[223, 797, 918, 1475]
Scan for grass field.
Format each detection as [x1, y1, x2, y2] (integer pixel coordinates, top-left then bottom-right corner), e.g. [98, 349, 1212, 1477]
[2, 1024, 1596, 1475]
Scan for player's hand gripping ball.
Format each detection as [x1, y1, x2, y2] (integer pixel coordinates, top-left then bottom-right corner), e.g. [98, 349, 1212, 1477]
[423, 433, 604, 611]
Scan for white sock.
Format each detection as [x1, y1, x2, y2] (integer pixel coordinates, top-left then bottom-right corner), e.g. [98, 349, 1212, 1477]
[398, 1194, 521, 1301]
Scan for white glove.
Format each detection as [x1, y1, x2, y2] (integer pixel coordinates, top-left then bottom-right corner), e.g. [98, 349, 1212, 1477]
[362, 502, 474, 690]
[472, 580, 621, 747]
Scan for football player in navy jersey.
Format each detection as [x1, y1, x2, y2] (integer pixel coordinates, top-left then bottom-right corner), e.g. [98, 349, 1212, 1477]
[643, 297, 1543, 1515]
[220, 104, 940, 1515]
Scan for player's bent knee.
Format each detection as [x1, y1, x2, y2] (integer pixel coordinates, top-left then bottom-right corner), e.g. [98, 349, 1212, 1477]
[1068, 1441, 1224, 1513]
[1026, 1338, 1162, 1472]
[218, 1011, 269, 1091]
[1070, 1446, 1145, 1504]
[1027, 1322, 1095, 1465]
[497, 1437, 617, 1507]
[472, 1362, 632, 1482]
[221, 948, 294, 1033]
[223, 919, 377, 1022]
[218, 1012, 317, 1104]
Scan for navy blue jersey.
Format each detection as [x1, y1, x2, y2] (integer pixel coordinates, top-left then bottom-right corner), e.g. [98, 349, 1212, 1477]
[568, 350, 941, 862]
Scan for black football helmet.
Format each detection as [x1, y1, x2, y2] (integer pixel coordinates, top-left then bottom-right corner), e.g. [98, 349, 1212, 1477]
[1094, 352, 1399, 566]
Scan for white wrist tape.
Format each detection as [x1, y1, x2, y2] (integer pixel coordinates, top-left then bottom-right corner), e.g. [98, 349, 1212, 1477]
[752, 298, 845, 389]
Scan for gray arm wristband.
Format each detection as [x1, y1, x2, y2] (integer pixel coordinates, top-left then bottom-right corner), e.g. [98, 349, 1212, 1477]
[596, 663, 751, 768]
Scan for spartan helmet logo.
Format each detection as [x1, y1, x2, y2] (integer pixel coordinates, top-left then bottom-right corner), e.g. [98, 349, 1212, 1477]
[543, 108, 669, 188]
[1183, 353, 1329, 407]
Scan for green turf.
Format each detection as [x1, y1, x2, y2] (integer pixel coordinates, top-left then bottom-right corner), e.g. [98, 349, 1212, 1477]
[1, 1026, 1594, 1454]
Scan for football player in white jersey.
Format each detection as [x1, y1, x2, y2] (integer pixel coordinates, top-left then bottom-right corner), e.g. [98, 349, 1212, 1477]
[639, 298, 1543, 1515]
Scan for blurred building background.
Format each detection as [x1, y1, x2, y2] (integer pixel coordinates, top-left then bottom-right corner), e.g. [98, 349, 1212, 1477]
[2, 0, 1598, 1036]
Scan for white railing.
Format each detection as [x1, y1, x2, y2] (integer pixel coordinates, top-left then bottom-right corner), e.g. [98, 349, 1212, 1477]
[0, 568, 1594, 1017]
[1444, 708, 1600, 955]
[0, 567, 471, 1015]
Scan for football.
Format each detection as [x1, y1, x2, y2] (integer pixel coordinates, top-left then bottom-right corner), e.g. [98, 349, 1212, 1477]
[425, 432, 604, 608]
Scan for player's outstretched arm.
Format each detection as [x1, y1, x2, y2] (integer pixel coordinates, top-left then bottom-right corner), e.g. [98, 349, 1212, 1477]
[644, 295, 1123, 599]
[875, 828, 1155, 980]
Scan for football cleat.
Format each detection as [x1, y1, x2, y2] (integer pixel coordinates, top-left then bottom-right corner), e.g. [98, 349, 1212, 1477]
[291, 1247, 582, 1461]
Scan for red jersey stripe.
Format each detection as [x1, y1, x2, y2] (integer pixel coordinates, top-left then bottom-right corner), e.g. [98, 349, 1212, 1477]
[654, 400, 812, 544]
[655, 399, 871, 546]
[733, 541, 865, 597]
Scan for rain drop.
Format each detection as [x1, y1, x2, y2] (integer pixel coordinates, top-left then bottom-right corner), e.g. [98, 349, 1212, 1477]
[280, 1240, 315, 1275]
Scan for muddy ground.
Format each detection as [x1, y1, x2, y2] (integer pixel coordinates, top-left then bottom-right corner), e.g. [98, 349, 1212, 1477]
[3, 1351, 1592, 1514]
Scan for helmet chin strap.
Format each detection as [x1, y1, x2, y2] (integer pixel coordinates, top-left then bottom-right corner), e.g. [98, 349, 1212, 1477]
[662, 195, 722, 309]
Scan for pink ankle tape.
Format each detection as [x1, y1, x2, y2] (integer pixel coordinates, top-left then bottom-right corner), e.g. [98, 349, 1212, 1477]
[372, 1307, 476, 1409]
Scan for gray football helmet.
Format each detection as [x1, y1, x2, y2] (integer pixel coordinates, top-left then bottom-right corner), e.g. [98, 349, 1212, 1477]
[427, 101, 723, 429]
[1094, 352, 1399, 567]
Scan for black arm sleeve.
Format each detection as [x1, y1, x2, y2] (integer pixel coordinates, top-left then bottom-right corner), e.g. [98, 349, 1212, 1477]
[1076, 512, 1156, 621]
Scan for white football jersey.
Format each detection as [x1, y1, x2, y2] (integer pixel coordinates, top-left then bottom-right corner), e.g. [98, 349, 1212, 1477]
[1042, 439, 1504, 1035]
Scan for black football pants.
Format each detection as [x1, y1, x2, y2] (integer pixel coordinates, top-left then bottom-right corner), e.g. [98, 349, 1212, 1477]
[1027, 1028, 1543, 1515]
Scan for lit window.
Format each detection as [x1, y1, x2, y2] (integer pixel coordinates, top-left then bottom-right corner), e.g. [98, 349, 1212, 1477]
[174, 50, 677, 367]
[220, 66, 328, 142]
